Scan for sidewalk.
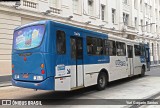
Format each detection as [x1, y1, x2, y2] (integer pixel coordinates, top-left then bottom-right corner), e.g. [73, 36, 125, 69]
[0, 81, 12, 87]
[150, 64, 160, 68]
[0, 75, 12, 87]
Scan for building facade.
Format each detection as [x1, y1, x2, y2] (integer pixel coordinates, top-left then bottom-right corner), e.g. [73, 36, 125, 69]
[0, 0, 160, 76]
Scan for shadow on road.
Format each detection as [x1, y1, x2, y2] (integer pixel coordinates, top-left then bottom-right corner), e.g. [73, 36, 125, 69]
[23, 75, 147, 100]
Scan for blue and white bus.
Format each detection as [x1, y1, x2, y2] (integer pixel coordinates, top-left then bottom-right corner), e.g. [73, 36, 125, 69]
[12, 20, 150, 91]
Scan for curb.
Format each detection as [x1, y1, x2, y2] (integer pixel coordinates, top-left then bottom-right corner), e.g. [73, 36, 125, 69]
[150, 64, 160, 67]
[0, 81, 12, 87]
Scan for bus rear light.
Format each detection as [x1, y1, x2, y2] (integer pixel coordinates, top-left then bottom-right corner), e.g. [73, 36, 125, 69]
[40, 64, 44, 68]
[24, 57, 27, 61]
[41, 70, 45, 74]
[14, 75, 19, 79]
[33, 76, 43, 81]
[12, 64, 14, 68]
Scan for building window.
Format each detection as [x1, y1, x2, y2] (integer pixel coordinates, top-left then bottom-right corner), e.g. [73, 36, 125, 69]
[148, 6, 151, 17]
[101, 5, 105, 21]
[135, 17, 137, 29]
[73, 0, 78, 13]
[88, 0, 94, 16]
[123, 13, 129, 25]
[155, 9, 158, 19]
[146, 22, 148, 32]
[141, 19, 143, 31]
[145, 3, 147, 15]
[112, 9, 116, 24]
[140, 0, 142, 11]
[150, 6, 152, 16]
[56, 30, 66, 54]
[50, 0, 58, 8]
[123, 0, 128, 5]
[134, 0, 137, 9]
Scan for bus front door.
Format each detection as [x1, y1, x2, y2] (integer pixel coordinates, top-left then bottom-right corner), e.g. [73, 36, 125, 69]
[70, 36, 84, 88]
[127, 45, 134, 76]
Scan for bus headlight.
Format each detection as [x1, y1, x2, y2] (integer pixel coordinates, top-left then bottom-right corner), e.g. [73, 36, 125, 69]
[33, 76, 43, 81]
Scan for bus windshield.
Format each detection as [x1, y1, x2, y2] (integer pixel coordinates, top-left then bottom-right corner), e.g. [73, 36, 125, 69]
[13, 25, 45, 50]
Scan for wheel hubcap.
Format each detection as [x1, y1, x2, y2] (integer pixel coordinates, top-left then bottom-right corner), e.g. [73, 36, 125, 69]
[99, 76, 105, 87]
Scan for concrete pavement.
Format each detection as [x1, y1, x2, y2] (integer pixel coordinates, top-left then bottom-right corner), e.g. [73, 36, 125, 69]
[0, 81, 11, 87]
[0, 75, 11, 82]
[0, 75, 12, 87]
[0, 74, 160, 107]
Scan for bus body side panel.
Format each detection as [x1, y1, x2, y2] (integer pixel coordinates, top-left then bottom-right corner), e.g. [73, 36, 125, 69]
[53, 26, 72, 91]
[106, 39, 128, 82]
[83, 33, 110, 87]
[133, 58, 145, 75]
[108, 56, 128, 81]
[133, 45, 146, 75]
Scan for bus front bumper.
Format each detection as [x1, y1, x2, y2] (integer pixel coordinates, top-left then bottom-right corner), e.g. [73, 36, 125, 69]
[12, 77, 54, 90]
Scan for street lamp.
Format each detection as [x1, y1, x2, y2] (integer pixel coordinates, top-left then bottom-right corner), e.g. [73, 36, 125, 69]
[13, 1, 21, 9]
[42, 10, 52, 15]
[99, 24, 105, 29]
[67, 16, 73, 20]
[110, 27, 115, 30]
[85, 21, 91, 24]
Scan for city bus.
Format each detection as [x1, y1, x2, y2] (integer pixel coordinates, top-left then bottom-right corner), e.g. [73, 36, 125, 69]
[12, 20, 150, 91]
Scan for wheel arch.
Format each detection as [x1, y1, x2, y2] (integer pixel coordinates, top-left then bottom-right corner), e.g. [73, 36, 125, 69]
[99, 68, 109, 82]
[142, 64, 146, 71]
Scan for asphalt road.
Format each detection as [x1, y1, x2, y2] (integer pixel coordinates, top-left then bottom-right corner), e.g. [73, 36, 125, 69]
[145, 67, 160, 76]
[0, 67, 160, 108]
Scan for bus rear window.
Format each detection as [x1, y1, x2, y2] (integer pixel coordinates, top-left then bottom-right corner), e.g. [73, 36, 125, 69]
[13, 25, 45, 50]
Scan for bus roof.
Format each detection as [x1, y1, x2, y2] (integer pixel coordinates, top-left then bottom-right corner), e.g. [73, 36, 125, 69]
[14, 20, 48, 31]
[14, 20, 107, 38]
[108, 34, 142, 45]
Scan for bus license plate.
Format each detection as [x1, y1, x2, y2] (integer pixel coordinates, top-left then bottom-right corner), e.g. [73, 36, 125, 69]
[23, 74, 29, 78]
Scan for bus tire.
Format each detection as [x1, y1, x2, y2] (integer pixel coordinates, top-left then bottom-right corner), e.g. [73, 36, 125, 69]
[96, 72, 107, 91]
[140, 66, 145, 77]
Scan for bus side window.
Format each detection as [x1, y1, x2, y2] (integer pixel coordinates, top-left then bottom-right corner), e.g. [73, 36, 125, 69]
[103, 39, 109, 55]
[96, 38, 103, 55]
[107, 40, 116, 56]
[87, 37, 93, 55]
[87, 36, 103, 55]
[116, 42, 126, 56]
[141, 46, 145, 56]
[70, 38, 76, 59]
[56, 30, 66, 54]
[134, 45, 141, 56]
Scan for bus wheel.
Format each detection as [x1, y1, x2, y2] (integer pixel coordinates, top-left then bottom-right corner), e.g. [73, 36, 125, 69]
[97, 72, 107, 91]
[140, 66, 145, 77]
